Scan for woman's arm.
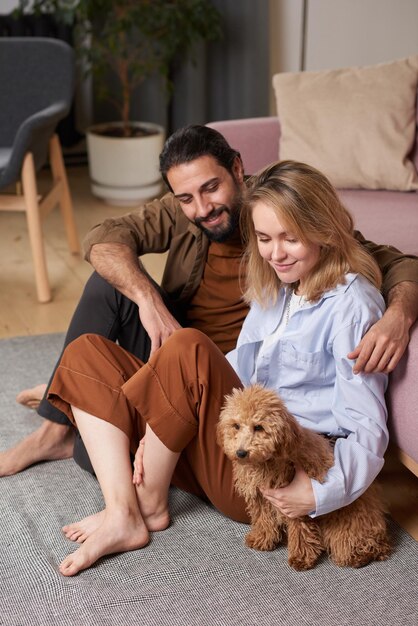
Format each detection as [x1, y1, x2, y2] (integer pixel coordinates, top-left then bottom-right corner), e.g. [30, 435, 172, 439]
[310, 317, 389, 517]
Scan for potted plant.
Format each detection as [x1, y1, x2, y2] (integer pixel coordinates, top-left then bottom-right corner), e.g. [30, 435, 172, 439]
[17, 0, 223, 205]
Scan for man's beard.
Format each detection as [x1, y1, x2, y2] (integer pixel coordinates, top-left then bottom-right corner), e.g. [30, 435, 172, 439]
[194, 190, 242, 243]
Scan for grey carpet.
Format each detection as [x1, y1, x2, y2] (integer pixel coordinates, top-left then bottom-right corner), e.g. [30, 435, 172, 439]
[1, 333, 417, 626]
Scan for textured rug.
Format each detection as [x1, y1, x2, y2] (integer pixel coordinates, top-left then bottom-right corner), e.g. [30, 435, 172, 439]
[1, 333, 417, 626]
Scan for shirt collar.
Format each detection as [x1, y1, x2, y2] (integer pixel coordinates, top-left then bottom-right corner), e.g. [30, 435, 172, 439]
[238, 273, 359, 345]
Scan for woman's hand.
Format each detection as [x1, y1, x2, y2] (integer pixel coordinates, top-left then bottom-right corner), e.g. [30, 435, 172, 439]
[261, 465, 315, 518]
[132, 436, 146, 485]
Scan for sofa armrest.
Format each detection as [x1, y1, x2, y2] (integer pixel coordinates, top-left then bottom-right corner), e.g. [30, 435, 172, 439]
[206, 117, 280, 174]
[386, 322, 418, 475]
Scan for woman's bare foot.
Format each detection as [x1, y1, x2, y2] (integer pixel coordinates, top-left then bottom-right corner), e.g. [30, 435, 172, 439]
[59, 508, 149, 577]
[63, 496, 170, 544]
[141, 506, 170, 532]
[135, 484, 171, 532]
[16, 384, 48, 410]
[0, 421, 74, 476]
[63, 510, 105, 543]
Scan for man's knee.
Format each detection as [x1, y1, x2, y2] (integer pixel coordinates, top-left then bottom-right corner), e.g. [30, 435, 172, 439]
[82, 271, 115, 302]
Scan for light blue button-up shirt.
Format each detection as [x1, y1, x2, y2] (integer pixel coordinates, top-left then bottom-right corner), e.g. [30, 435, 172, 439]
[226, 273, 388, 517]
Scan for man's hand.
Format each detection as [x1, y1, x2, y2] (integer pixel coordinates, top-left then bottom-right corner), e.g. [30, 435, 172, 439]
[138, 291, 182, 355]
[90, 242, 182, 354]
[348, 281, 418, 374]
[261, 465, 315, 519]
[348, 307, 409, 374]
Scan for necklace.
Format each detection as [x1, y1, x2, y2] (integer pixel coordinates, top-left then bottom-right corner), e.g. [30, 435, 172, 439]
[285, 290, 304, 326]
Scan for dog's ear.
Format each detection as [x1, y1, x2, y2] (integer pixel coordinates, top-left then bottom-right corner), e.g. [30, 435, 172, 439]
[277, 407, 302, 456]
[216, 395, 230, 447]
[215, 418, 224, 447]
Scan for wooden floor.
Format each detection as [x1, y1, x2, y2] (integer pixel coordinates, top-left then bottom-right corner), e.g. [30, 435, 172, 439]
[1, 165, 417, 541]
[0, 166, 165, 337]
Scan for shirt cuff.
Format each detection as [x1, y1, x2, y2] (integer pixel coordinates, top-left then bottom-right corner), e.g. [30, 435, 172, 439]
[381, 259, 418, 297]
[309, 474, 346, 518]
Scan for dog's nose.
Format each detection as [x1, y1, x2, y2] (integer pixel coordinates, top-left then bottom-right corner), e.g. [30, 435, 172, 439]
[236, 449, 248, 458]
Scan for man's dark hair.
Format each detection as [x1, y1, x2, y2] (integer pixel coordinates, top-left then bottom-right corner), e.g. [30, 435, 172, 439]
[159, 125, 241, 190]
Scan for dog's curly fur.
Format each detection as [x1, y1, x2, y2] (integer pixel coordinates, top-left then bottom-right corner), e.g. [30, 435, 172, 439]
[217, 384, 391, 571]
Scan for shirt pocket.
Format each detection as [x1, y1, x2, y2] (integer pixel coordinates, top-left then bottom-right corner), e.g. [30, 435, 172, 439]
[279, 341, 325, 395]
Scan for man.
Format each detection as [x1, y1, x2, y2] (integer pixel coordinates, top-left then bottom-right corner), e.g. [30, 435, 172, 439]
[2, 125, 418, 476]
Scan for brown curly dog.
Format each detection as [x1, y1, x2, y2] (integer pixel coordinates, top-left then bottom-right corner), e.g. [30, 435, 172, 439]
[217, 384, 391, 571]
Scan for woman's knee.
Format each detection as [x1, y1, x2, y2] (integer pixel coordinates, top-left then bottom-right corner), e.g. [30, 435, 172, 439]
[61, 333, 108, 368]
[164, 328, 216, 352]
[64, 334, 143, 387]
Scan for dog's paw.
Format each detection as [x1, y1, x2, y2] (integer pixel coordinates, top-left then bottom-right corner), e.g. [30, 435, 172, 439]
[330, 532, 392, 568]
[288, 554, 318, 571]
[287, 539, 323, 571]
[245, 529, 278, 551]
[332, 544, 392, 568]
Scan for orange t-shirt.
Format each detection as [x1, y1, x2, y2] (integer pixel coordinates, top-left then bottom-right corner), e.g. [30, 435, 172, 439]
[187, 234, 249, 354]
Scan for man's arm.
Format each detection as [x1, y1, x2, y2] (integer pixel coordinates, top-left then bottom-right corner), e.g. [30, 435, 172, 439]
[83, 192, 178, 262]
[85, 193, 183, 354]
[349, 281, 418, 373]
[90, 242, 181, 354]
[351, 232, 418, 373]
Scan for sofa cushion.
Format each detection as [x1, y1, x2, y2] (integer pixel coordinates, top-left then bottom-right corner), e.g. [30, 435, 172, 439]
[272, 57, 418, 191]
[338, 189, 418, 255]
[207, 117, 280, 174]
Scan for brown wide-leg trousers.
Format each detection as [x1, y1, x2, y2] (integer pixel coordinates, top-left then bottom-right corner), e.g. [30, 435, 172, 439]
[48, 328, 249, 523]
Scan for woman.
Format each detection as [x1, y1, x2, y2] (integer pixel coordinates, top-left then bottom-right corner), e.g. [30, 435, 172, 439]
[48, 161, 388, 576]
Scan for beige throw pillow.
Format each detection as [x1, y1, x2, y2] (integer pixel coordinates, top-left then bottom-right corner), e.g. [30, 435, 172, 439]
[272, 57, 418, 190]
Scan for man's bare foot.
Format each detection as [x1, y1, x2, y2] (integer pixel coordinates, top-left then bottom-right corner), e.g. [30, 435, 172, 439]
[0, 420, 74, 476]
[59, 508, 149, 577]
[16, 384, 48, 410]
[63, 510, 105, 543]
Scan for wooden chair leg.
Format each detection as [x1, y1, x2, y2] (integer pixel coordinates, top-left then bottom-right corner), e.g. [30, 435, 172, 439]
[21, 152, 52, 303]
[49, 134, 80, 255]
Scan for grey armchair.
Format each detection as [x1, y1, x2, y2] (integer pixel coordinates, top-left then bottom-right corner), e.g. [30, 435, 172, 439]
[0, 37, 80, 303]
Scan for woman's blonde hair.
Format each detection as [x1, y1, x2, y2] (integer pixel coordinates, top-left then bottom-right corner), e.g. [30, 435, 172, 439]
[242, 160, 382, 306]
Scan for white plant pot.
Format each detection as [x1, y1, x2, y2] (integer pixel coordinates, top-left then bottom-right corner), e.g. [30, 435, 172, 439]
[86, 121, 165, 206]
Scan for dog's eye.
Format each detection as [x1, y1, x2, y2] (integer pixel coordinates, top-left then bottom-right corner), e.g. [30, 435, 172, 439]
[233, 423, 240, 430]
[253, 424, 264, 432]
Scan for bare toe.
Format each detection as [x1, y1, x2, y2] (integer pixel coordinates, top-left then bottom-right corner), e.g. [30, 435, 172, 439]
[16, 384, 48, 410]
[62, 511, 105, 543]
[64, 529, 84, 543]
[59, 555, 79, 577]
[59, 509, 149, 576]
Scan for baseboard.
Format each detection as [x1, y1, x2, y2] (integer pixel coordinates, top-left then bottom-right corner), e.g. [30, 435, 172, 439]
[395, 446, 418, 478]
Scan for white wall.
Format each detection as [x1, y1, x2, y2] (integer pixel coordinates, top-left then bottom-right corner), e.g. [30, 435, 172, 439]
[305, 0, 418, 71]
[2, 1, 21, 11]
[269, 0, 418, 112]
